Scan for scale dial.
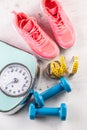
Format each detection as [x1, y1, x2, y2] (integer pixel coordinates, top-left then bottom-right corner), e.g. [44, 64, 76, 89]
[0, 63, 32, 97]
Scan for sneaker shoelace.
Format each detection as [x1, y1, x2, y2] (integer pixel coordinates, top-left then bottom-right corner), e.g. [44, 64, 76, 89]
[47, 6, 66, 30]
[20, 19, 47, 46]
[29, 26, 46, 46]
[53, 14, 66, 30]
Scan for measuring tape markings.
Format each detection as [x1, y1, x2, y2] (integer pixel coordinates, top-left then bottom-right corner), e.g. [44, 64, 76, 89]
[45, 56, 79, 78]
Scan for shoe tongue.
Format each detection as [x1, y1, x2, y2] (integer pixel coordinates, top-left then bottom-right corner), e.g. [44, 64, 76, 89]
[48, 6, 58, 16]
[22, 19, 34, 32]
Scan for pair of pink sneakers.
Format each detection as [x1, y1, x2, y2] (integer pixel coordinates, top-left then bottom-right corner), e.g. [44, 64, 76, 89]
[13, 0, 75, 59]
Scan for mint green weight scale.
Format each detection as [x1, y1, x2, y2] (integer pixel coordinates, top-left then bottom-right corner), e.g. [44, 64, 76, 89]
[0, 41, 39, 114]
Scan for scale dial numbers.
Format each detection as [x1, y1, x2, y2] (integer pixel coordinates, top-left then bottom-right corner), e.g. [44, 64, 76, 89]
[0, 63, 32, 97]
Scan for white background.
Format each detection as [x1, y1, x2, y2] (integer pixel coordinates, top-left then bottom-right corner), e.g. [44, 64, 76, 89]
[0, 0, 87, 130]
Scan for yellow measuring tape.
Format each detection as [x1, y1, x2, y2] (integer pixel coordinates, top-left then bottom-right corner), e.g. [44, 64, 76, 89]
[45, 56, 79, 78]
[50, 61, 63, 78]
[59, 56, 68, 74]
[67, 56, 79, 75]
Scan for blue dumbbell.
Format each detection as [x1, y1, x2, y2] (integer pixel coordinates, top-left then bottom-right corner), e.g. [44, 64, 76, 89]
[33, 77, 71, 107]
[29, 103, 67, 120]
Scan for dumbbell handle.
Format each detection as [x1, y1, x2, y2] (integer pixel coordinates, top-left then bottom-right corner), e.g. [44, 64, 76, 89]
[36, 107, 60, 116]
[41, 83, 63, 100]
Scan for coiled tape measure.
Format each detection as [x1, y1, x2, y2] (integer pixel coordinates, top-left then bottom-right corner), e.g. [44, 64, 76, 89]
[45, 56, 79, 78]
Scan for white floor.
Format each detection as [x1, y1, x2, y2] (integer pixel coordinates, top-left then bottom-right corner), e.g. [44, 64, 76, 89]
[0, 0, 87, 130]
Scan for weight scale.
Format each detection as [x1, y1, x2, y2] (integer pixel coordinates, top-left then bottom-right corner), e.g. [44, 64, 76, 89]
[0, 41, 40, 114]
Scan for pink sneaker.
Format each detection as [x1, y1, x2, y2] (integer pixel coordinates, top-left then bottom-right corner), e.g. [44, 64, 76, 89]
[13, 12, 59, 59]
[42, 0, 76, 49]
